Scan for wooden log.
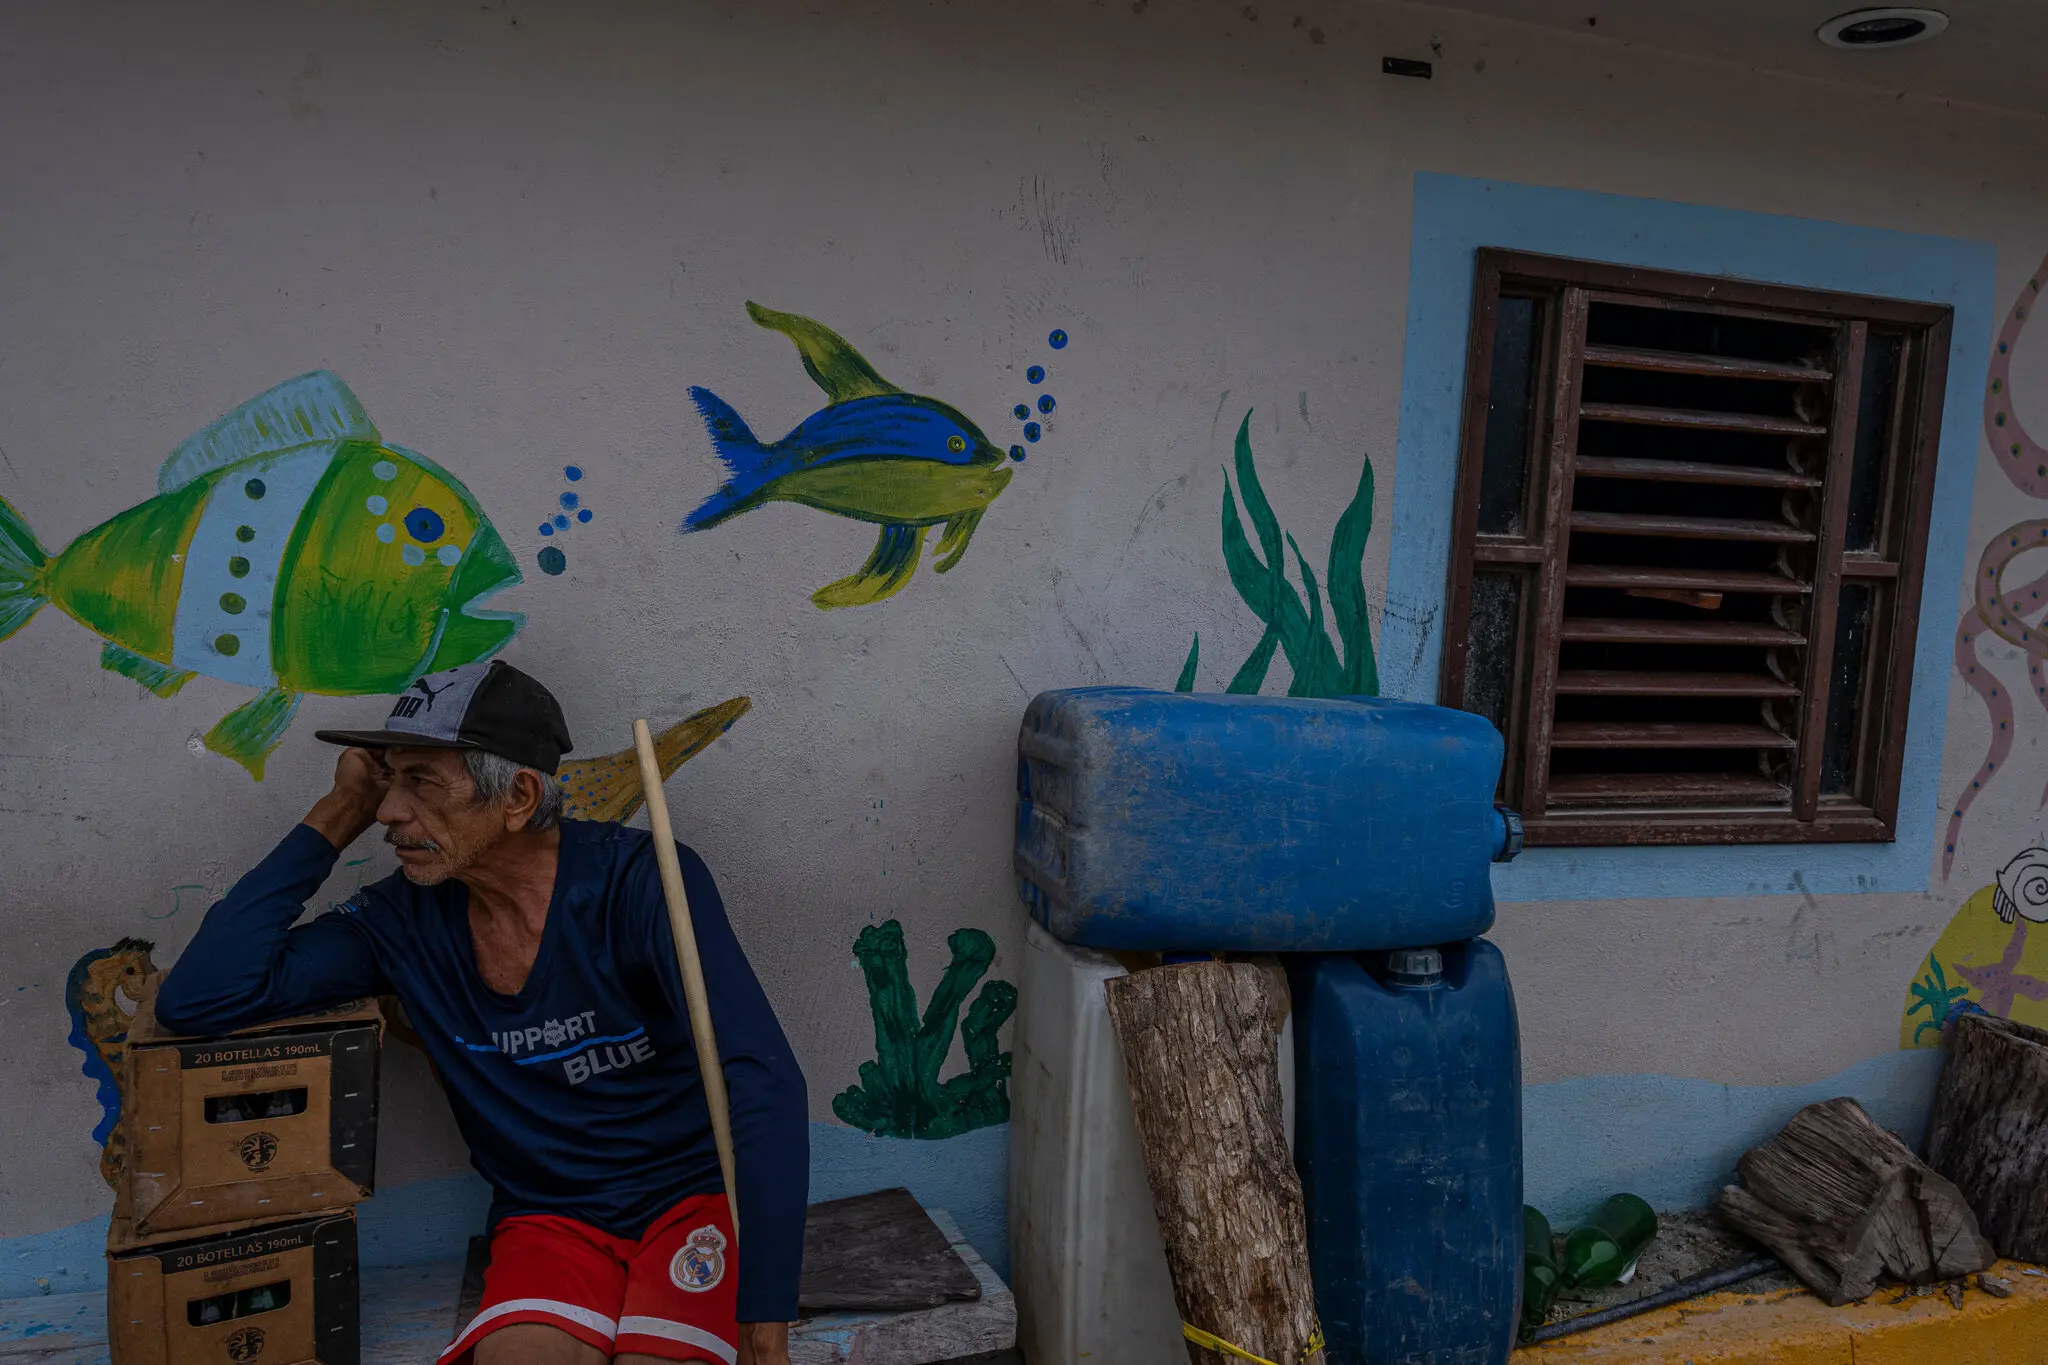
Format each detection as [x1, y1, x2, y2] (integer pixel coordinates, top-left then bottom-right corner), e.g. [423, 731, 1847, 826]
[1104, 959, 1322, 1365]
[1925, 1013, 2048, 1261]
[1713, 1097, 1994, 1305]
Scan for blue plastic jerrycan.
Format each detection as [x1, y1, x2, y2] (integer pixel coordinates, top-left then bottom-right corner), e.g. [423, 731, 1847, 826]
[1014, 688, 1520, 952]
[1290, 940, 1522, 1365]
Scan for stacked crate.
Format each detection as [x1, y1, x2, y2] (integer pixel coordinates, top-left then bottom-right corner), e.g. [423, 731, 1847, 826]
[108, 975, 381, 1365]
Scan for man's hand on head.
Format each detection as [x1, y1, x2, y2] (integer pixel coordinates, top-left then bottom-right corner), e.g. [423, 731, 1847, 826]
[304, 747, 391, 850]
[737, 1322, 791, 1365]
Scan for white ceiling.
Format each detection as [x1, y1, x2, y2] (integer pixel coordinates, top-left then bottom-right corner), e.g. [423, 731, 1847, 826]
[1426, 1, 2048, 116]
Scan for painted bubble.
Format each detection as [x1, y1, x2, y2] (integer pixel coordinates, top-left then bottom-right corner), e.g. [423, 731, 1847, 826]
[1027, 365, 1045, 384]
[372, 460, 398, 481]
[1048, 329, 1068, 349]
[560, 491, 580, 510]
[405, 507, 445, 542]
[235, 525, 255, 543]
[577, 508, 592, 523]
[1038, 394, 1056, 414]
[538, 546, 567, 576]
[437, 545, 462, 567]
[401, 543, 426, 567]
[564, 465, 583, 482]
[366, 495, 388, 515]
[539, 522, 554, 536]
[219, 592, 246, 614]
[1009, 444, 1026, 462]
[214, 633, 240, 656]
[552, 513, 570, 530]
[376, 523, 396, 544]
[244, 478, 266, 500]
[1024, 422, 1042, 442]
[1013, 404, 1031, 421]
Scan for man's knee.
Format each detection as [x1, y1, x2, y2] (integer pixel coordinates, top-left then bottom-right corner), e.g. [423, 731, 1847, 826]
[473, 1322, 610, 1365]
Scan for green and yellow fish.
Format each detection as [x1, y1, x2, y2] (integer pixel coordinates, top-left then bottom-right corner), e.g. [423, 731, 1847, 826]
[0, 372, 522, 778]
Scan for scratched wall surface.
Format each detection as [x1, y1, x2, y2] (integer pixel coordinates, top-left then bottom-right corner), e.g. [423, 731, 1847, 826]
[2, 0, 2047, 1289]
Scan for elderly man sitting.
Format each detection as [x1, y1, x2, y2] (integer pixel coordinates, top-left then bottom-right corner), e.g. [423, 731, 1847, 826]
[158, 660, 807, 1365]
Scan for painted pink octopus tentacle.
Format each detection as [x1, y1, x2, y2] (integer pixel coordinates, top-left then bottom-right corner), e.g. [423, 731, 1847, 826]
[1948, 608, 2020, 877]
[1986, 255, 2048, 499]
[1947, 254, 2048, 876]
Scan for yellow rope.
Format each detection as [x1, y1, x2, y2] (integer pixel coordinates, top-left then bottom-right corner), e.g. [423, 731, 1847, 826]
[1181, 1321, 1327, 1364]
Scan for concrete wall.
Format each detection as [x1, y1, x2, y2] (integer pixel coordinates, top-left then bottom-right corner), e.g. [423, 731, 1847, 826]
[3, 0, 2046, 1299]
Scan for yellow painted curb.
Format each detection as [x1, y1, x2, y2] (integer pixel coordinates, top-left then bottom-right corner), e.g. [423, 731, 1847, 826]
[1521, 1261, 2048, 1364]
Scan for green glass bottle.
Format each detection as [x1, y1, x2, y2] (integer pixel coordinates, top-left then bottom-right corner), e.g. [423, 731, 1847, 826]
[1521, 1205, 1561, 1336]
[1562, 1194, 1658, 1288]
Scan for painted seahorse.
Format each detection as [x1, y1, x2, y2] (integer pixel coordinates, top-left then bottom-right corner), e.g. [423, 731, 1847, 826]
[64, 938, 158, 1188]
[1945, 253, 2048, 876]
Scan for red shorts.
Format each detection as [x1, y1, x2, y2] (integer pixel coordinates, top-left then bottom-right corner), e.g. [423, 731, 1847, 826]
[439, 1194, 739, 1364]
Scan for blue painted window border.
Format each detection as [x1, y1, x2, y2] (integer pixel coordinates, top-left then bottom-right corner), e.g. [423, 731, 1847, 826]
[1380, 173, 1995, 902]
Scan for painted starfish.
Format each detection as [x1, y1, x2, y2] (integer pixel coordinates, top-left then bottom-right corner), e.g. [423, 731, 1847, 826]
[1955, 917, 2048, 1019]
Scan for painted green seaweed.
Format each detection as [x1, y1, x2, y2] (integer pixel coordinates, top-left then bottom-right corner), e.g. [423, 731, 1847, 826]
[1175, 410, 1378, 698]
[1905, 956, 1974, 1044]
[834, 919, 1017, 1139]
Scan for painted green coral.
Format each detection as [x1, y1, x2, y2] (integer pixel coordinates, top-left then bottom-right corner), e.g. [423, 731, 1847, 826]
[834, 919, 1017, 1139]
[1905, 956, 1975, 1045]
[1176, 410, 1378, 698]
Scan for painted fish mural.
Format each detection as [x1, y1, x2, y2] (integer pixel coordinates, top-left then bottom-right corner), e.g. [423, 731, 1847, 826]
[683, 303, 1015, 609]
[0, 372, 522, 778]
[557, 696, 753, 824]
[65, 937, 158, 1188]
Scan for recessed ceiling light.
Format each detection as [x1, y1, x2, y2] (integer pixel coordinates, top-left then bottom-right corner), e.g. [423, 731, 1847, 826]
[1817, 7, 1949, 49]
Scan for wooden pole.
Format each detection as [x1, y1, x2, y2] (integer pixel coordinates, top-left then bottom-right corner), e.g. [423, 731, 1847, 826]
[1926, 1013, 2048, 1262]
[1104, 959, 1322, 1365]
[633, 718, 740, 1235]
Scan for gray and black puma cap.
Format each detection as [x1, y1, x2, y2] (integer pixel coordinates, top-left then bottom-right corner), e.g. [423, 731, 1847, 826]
[314, 659, 574, 774]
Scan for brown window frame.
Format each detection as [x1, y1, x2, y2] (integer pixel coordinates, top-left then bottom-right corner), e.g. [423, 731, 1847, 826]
[1440, 249, 1952, 848]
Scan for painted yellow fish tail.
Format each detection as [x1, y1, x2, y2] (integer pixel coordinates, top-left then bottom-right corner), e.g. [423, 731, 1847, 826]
[41, 478, 209, 661]
[557, 697, 753, 823]
[0, 494, 51, 642]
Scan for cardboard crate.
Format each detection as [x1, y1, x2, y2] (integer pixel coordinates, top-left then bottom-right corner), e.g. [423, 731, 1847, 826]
[120, 976, 381, 1238]
[108, 1210, 359, 1365]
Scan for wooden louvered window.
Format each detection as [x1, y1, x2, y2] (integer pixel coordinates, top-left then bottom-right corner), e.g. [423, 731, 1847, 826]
[1442, 251, 1951, 847]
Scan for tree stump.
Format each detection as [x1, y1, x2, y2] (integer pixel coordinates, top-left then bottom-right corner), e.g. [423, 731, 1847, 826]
[1926, 1012, 2048, 1261]
[1104, 959, 1322, 1365]
[1714, 1097, 1993, 1305]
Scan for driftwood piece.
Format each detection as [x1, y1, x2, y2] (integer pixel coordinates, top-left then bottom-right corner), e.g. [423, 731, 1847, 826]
[1714, 1097, 1994, 1305]
[1926, 1013, 2048, 1261]
[799, 1187, 982, 1311]
[1104, 959, 1322, 1365]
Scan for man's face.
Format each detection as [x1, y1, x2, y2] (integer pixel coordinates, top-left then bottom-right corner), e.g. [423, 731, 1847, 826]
[374, 748, 509, 886]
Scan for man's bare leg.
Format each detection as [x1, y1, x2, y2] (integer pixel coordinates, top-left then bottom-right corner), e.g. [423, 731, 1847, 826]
[475, 1323, 609, 1365]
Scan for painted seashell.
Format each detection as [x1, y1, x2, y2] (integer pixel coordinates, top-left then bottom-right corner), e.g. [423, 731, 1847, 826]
[1992, 846, 2048, 924]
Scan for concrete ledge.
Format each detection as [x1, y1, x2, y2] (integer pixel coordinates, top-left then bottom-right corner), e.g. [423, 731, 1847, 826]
[1523, 1262, 2048, 1363]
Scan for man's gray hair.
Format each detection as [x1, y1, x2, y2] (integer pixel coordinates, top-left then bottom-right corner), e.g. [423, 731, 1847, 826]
[464, 749, 565, 832]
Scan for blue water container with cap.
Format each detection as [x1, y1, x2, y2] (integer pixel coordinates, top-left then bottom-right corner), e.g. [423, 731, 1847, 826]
[1290, 940, 1522, 1365]
[1014, 688, 1520, 952]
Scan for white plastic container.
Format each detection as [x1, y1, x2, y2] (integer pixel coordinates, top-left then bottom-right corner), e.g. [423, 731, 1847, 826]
[1009, 920, 1293, 1365]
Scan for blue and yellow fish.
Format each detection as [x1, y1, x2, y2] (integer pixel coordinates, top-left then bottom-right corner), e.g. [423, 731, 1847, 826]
[683, 303, 1015, 609]
[0, 372, 522, 778]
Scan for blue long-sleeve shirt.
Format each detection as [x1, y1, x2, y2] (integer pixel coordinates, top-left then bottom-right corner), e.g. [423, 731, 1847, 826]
[156, 818, 809, 1322]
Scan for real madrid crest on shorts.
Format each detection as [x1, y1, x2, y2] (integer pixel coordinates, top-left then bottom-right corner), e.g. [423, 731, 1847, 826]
[669, 1224, 728, 1293]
